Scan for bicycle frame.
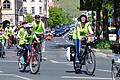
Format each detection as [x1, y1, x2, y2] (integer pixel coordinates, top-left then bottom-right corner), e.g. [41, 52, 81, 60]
[79, 42, 91, 63]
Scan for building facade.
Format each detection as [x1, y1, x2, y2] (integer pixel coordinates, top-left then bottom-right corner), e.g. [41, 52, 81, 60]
[23, 0, 49, 18]
[0, 0, 2, 23]
[23, 0, 49, 27]
[1, 0, 22, 26]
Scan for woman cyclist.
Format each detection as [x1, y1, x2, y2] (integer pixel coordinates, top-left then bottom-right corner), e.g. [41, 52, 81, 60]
[72, 14, 94, 66]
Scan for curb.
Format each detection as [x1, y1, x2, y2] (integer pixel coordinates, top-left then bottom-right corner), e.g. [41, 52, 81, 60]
[92, 48, 114, 58]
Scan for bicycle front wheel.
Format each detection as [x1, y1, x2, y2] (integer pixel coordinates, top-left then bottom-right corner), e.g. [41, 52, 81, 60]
[111, 59, 120, 80]
[85, 49, 96, 75]
[30, 51, 40, 74]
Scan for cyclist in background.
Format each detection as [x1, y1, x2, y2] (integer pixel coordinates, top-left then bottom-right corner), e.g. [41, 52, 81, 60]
[5, 23, 12, 48]
[72, 14, 93, 65]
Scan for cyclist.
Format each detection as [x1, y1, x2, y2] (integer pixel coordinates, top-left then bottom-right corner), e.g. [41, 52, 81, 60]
[32, 15, 45, 40]
[32, 15, 45, 58]
[0, 29, 4, 45]
[17, 22, 28, 64]
[5, 23, 12, 48]
[72, 14, 93, 65]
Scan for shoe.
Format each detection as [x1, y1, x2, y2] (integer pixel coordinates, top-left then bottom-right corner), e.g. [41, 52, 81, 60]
[20, 56, 25, 64]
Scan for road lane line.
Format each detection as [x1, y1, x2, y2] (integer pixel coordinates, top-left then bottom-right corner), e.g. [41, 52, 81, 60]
[0, 74, 32, 80]
[62, 32, 69, 38]
[65, 40, 73, 45]
[96, 69, 111, 73]
[50, 60, 72, 64]
[15, 75, 32, 80]
[0, 71, 3, 73]
[61, 76, 112, 80]
[0, 60, 18, 63]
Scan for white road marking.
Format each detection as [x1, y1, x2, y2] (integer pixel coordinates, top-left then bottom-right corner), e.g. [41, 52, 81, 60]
[96, 69, 111, 73]
[62, 32, 69, 38]
[0, 71, 3, 73]
[65, 40, 73, 45]
[50, 60, 72, 64]
[50, 60, 112, 73]
[61, 76, 112, 80]
[0, 74, 32, 80]
[0, 60, 18, 63]
[66, 64, 73, 66]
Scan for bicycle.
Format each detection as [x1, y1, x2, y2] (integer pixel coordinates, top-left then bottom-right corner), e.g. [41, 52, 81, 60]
[0, 38, 5, 58]
[71, 36, 96, 75]
[111, 54, 120, 80]
[18, 40, 41, 74]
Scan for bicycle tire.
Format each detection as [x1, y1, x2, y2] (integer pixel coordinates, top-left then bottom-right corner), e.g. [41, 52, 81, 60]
[73, 57, 82, 74]
[111, 59, 120, 80]
[18, 48, 26, 72]
[18, 59, 26, 72]
[30, 51, 40, 74]
[85, 49, 96, 75]
[30, 44, 41, 74]
[1, 52, 5, 58]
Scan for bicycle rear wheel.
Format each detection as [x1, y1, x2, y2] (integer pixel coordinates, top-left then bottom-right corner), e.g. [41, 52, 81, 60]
[85, 49, 96, 75]
[18, 57, 26, 72]
[111, 59, 120, 80]
[30, 51, 40, 74]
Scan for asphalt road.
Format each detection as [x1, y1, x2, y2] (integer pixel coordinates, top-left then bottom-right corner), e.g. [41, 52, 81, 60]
[0, 35, 114, 80]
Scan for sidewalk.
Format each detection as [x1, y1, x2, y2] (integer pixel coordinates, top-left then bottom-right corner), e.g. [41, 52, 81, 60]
[92, 48, 114, 58]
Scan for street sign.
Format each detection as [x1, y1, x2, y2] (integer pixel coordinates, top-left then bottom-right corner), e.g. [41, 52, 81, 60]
[109, 34, 117, 41]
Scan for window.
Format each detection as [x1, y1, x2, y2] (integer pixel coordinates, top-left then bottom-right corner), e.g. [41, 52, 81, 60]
[23, 0, 26, 1]
[3, 0, 10, 9]
[39, 0, 42, 2]
[23, 7, 27, 14]
[32, 7, 35, 14]
[39, 7, 42, 14]
[31, 0, 34, 2]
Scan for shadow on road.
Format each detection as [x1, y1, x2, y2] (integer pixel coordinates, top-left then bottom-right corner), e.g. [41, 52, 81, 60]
[65, 70, 95, 76]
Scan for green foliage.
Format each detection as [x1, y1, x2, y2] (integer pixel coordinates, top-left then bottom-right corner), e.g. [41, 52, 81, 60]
[93, 40, 113, 49]
[102, 1, 113, 19]
[48, 7, 72, 27]
[25, 13, 33, 23]
[53, 0, 80, 17]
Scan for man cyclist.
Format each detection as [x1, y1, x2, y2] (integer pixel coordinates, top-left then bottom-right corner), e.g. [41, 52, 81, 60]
[72, 14, 93, 66]
[32, 15, 45, 39]
[5, 23, 12, 48]
[32, 15, 45, 60]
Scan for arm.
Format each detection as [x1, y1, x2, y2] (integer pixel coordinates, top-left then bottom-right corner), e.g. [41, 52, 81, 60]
[32, 21, 36, 32]
[41, 21, 45, 33]
[76, 26, 81, 40]
[33, 33, 40, 42]
[88, 25, 93, 35]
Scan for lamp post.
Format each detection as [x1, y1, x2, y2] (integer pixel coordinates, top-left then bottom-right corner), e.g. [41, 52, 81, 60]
[18, 3, 23, 24]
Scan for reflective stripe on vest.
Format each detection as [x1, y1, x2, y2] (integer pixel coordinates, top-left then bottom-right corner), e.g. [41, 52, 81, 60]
[72, 22, 89, 39]
[33, 21, 43, 34]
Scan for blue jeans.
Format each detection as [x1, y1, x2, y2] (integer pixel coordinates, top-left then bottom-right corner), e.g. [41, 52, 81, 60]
[73, 39, 81, 63]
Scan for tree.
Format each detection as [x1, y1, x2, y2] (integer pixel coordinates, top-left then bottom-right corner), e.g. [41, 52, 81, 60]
[25, 13, 33, 23]
[48, 7, 72, 27]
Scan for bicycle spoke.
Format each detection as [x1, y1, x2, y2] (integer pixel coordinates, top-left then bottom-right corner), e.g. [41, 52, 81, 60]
[85, 50, 96, 75]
